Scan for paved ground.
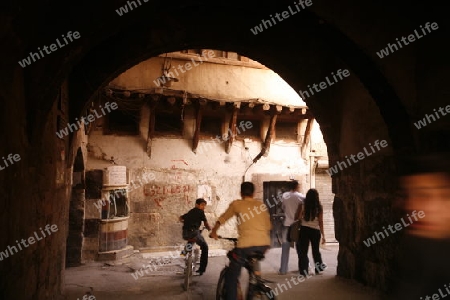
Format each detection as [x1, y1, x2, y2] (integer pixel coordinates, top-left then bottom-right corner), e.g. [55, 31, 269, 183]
[65, 243, 383, 300]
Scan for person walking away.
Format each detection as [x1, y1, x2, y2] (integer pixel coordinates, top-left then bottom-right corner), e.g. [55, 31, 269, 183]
[279, 180, 304, 275]
[296, 189, 326, 276]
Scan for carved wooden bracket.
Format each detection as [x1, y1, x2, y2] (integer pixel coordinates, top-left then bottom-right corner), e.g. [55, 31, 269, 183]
[192, 102, 203, 153]
[301, 118, 314, 159]
[146, 98, 159, 157]
[253, 112, 278, 163]
[225, 105, 239, 154]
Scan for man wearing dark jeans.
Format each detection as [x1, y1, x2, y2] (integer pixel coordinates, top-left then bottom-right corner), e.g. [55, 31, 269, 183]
[210, 182, 272, 300]
[226, 246, 269, 297]
[180, 198, 211, 276]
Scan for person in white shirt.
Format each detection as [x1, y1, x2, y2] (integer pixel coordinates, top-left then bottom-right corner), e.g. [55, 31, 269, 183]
[279, 180, 304, 275]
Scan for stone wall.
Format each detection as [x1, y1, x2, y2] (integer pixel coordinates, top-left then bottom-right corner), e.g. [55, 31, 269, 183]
[84, 104, 318, 250]
[0, 78, 71, 299]
[315, 170, 336, 242]
[65, 189, 85, 267]
[1, 1, 448, 298]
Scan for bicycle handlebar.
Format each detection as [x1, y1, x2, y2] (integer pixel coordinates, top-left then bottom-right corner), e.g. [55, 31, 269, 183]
[218, 236, 238, 243]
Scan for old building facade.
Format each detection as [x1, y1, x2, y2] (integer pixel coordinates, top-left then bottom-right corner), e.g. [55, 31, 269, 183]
[69, 50, 334, 261]
[0, 1, 448, 299]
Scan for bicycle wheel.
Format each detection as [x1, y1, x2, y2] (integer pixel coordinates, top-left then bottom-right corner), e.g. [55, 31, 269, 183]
[183, 254, 193, 291]
[216, 267, 244, 300]
[216, 267, 228, 300]
[251, 285, 277, 300]
[237, 281, 243, 300]
[193, 248, 200, 268]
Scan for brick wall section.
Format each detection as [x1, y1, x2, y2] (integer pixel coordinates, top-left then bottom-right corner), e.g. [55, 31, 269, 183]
[315, 170, 336, 242]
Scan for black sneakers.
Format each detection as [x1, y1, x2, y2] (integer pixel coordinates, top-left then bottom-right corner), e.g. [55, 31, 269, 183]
[315, 263, 328, 275]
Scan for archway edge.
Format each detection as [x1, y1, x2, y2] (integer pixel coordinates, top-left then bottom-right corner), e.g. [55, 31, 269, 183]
[8, 1, 414, 153]
[67, 7, 414, 156]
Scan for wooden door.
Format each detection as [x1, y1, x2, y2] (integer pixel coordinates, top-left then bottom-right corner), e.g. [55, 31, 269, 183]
[263, 181, 293, 248]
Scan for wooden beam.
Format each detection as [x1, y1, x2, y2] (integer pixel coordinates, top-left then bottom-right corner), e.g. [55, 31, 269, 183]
[167, 97, 176, 105]
[297, 121, 302, 144]
[281, 107, 291, 115]
[146, 99, 159, 157]
[211, 101, 220, 110]
[253, 112, 278, 163]
[199, 98, 208, 106]
[301, 118, 314, 158]
[275, 105, 283, 113]
[225, 105, 239, 153]
[242, 103, 253, 114]
[192, 103, 202, 153]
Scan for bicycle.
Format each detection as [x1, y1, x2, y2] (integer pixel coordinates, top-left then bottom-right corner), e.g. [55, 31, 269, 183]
[181, 227, 205, 291]
[216, 237, 277, 300]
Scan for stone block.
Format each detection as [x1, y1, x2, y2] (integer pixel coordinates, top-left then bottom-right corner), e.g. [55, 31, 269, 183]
[84, 219, 100, 238]
[97, 245, 134, 261]
[83, 237, 99, 251]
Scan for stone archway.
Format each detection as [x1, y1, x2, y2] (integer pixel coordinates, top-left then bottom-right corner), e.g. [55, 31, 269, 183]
[1, 1, 448, 299]
[66, 148, 86, 267]
[63, 9, 413, 292]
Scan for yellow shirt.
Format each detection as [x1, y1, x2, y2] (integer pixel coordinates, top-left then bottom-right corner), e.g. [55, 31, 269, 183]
[218, 197, 272, 248]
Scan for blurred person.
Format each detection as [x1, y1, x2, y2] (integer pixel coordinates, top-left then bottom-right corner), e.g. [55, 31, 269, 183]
[296, 188, 327, 276]
[179, 198, 211, 276]
[279, 180, 304, 275]
[209, 181, 271, 300]
[389, 152, 450, 299]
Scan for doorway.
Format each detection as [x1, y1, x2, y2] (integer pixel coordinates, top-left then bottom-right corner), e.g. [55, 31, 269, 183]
[263, 181, 293, 248]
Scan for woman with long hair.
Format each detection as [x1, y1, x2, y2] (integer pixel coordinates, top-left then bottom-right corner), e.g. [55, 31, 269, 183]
[296, 188, 326, 276]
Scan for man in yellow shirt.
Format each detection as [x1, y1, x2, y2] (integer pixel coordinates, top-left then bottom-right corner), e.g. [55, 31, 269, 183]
[210, 182, 271, 300]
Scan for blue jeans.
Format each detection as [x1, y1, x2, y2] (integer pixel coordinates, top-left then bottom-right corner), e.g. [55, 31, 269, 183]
[279, 226, 293, 274]
[225, 246, 269, 300]
[184, 231, 208, 273]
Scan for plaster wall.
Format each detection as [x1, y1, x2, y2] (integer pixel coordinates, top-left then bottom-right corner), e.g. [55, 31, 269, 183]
[110, 53, 306, 107]
[85, 109, 320, 249]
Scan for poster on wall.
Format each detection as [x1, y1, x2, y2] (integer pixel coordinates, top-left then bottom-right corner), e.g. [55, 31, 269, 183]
[197, 184, 212, 206]
[104, 166, 127, 186]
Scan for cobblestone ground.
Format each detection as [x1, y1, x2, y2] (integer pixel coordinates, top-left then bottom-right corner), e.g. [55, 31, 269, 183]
[65, 244, 382, 300]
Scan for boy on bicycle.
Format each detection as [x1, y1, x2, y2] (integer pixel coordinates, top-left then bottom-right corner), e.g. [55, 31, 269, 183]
[180, 198, 211, 276]
[210, 182, 272, 300]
